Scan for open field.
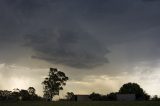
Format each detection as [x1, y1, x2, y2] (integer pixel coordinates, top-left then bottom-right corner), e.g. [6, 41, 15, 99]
[0, 101, 160, 106]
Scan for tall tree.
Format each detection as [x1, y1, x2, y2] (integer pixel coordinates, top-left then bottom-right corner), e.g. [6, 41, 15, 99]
[42, 68, 68, 101]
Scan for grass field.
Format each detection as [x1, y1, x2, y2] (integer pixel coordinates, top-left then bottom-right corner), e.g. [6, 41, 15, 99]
[0, 101, 160, 106]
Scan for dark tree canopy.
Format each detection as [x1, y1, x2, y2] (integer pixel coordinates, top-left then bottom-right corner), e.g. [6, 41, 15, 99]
[0, 88, 42, 101]
[28, 87, 36, 96]
[89, 92, 102, 101]
[89, 92, 117, 101]
[65, 92, 74, 100]
[106, 92, 117, 101]
[19, 90, 30, 101]
[119, 82, 150, 100]
[42, 68, 69, 101]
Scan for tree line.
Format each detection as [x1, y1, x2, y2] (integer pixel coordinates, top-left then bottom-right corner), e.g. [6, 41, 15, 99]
[89, 82, 150, 101]
[0, 87, 42, 101]
[0, 68, 160, 101]
[66, 83, 160, 101]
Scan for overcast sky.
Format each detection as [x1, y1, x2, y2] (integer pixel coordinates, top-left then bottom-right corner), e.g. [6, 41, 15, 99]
[0, 0, 160, 97]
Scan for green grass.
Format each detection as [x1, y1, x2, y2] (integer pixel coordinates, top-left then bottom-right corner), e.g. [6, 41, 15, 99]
[0, 101, 160, 106]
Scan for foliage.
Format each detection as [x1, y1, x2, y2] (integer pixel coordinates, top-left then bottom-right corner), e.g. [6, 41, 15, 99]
[151, 95, 160, 101]
[89, 92, 102, 101]
[19, 90, 30, 100]
[28, 87, 36, 96]
[0, 90, 12, 101]
[42, 68, 68, 101]
[65, 92, 74, 101]
[89, 82, 151, 101]
[119, 82, 150, 100]
[28, 87, 37, 100]
[89, 92, 117, 101]
[0, 87, 42, 101]
[106, 92, 117, 101]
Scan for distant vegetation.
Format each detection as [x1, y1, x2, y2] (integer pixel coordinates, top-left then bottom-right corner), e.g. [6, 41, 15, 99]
[0, 68, 69, 101]
[119, 83, 150, 100]
[0, 87, 42, 101]
[0, 68, 160, 102]
[89, 83, 150, 101]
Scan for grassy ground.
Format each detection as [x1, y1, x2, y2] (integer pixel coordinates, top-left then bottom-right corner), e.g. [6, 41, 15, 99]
[0, 101, 160, 106]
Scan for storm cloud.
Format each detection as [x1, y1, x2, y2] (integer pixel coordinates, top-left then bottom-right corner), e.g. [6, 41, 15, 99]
[0, 0, 160, 68]
[25, 29, 109, 68]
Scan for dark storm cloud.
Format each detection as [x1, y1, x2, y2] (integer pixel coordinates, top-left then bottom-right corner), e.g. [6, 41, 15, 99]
[0, 0, 160, 68]
[25, 29, 109, 68]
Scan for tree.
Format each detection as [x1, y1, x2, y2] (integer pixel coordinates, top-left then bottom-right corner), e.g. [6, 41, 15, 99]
[119, 82, 150, 100]
[89, 92, 102, 101]
[28, 87, 36, 100]
[65, 92, 74, 101]
[28, 87, 36, 96]
[106, 92, 117, 101]
[0, 90, 12, 101]
[151, 95, 160, 101]
[19, 90, 30, 101]
[12, 88, 20, 101]
[42, 68, 69, 101]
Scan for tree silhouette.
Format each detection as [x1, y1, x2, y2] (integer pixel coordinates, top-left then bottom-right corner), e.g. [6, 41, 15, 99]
[89, 92, 102, 101]
[0, 87, 42, 101]
[119, 82, 150, 100]
[42, 68, 68, 101]
[0, 90, 12, 101]
[19, 90, 30, 101]
[28, 87, 36, 100]
[106, 92, 117, 101]
[152, 95, 160, 101]
[66, 92, 74, 100]
[28, 87, 36, 96]
[12, 88, 20, 101]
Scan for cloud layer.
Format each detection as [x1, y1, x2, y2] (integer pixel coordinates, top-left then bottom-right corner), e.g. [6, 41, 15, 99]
[0, 0, 160, 69]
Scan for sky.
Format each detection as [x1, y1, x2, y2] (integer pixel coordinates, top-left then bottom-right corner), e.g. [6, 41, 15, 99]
[0, 0, 160, 98]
